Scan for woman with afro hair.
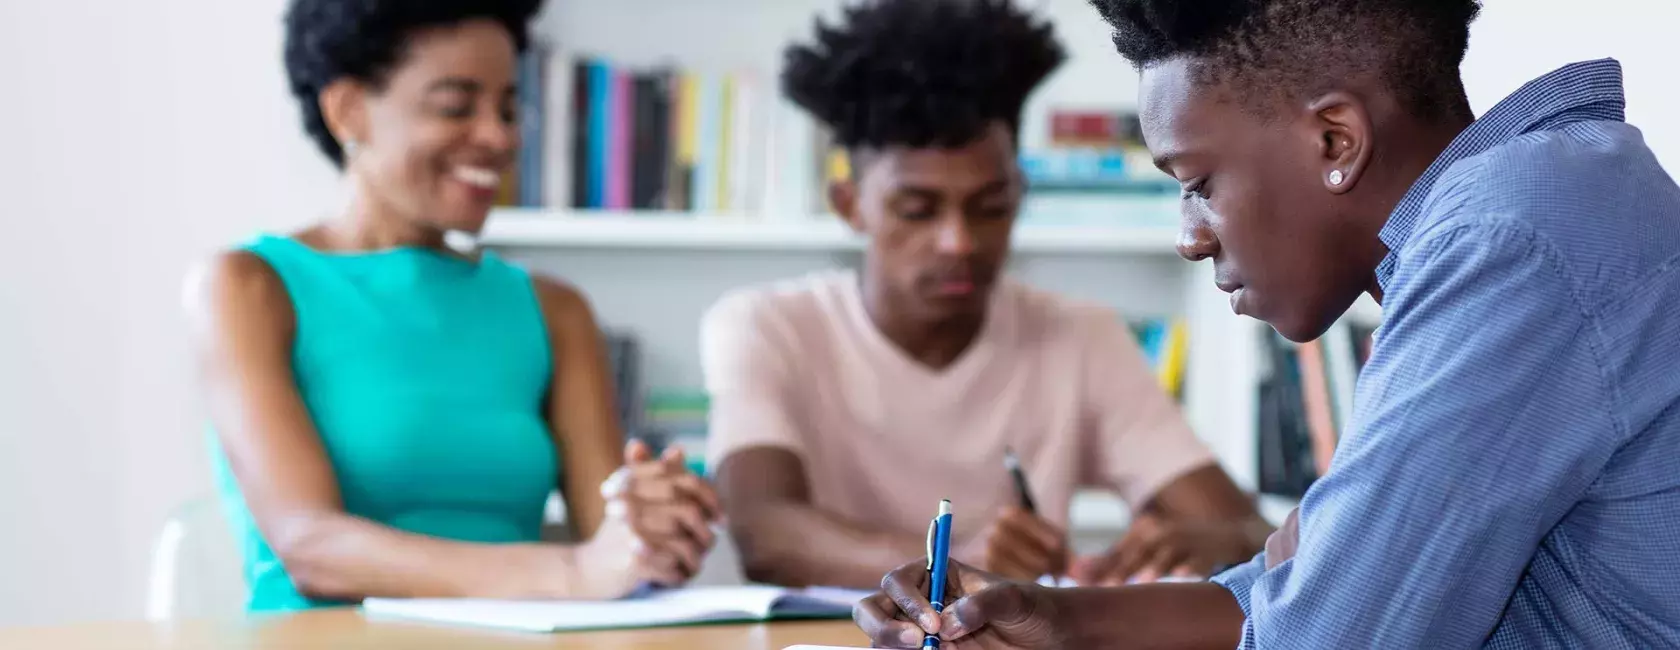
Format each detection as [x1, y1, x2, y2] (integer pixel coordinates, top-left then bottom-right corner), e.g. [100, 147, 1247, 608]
[184, 0, 719, 612]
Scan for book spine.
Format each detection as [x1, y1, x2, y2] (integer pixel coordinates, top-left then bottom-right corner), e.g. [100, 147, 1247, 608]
[569, 58, 591, 209]
[1296, 341, 1337, 477]
[630, 73, 658, 209]
[517, 45, 545, 207]
[762, 99, 816, 219]
[692, 74, 722, 213]
[1321, 321, 1360, 435]
[651, 71, 675, 210]
[1157, 317, 1189, 399]
[716, 75, 735, 213]
[672, 72, 699, 212]
[542, 49, 576, 210]
[586, 61, 612, 209]
[607, 69, 634, 210]
[727, 73, 758, 216]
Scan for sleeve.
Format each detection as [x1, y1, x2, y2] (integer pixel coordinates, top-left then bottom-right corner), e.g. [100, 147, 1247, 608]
[1209, 552, 1266, 617]
[699, 290, 808, 473]
[1078, 308, 1218, 507]
[1229, 223, 1622, 648]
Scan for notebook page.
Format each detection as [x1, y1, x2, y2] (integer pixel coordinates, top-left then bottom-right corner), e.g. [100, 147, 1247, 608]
[639, 585, 790, 619]
[759, 586, 870, 619]
[363, 594, 760, 632]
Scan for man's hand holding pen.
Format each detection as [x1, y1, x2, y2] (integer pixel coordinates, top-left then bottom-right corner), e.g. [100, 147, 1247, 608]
[955, 507, 1070, 583]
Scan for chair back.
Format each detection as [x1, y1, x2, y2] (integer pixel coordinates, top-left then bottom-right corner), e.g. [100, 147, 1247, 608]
[145, 496, 246, 621]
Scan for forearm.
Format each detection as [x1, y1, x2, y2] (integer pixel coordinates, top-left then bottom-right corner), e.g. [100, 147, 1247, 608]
[1055, 583, 1245, 649]
[269, 511, 589, 601]
[732, 502, 925, 589]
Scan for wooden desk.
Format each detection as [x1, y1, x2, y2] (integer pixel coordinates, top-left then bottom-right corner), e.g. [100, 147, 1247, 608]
[0, 609, 869, 649]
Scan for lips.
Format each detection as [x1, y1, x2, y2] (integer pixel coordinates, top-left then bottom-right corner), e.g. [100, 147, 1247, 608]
[1214, 275, 1246, 315]
[937, 279, 976, 296]
[926, 270, 987, 298]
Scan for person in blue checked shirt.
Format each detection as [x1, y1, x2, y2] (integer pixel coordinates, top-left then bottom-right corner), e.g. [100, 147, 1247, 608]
[855, 0, 1680, 648]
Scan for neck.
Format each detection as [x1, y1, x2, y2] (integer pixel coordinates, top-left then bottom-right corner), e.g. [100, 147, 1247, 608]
[323, 176, 448, 252]
[1361, 113, 1474, 306]
[859, 274, 985, 370]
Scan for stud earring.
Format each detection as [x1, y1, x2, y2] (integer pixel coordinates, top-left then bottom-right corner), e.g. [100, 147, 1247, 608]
[343, 139, 360, 158]
[1329, 170, 1345, 186]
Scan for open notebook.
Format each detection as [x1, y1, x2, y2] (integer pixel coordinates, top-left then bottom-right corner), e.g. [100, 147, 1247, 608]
[362, 585, 872, 633]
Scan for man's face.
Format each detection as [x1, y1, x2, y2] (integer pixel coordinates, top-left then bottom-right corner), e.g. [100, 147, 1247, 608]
[839, 123, 1023, 324]
[1139, 57, 1372, 342]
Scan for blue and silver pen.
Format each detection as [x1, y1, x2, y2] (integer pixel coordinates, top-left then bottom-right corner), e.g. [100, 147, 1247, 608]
[923, 499, 953, 649]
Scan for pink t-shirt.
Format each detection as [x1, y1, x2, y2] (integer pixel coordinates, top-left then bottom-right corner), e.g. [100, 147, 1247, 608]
[701, 269, 1215, 546]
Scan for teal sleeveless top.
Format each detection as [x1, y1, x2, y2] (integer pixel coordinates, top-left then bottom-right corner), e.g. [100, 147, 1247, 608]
[209, 234, 558, 613]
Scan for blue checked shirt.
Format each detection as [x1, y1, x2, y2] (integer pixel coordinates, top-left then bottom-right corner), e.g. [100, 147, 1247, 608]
[1211, 59, 1680, 648]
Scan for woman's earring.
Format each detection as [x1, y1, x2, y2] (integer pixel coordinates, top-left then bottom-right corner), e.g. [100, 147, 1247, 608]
[1329, 170, 1345, 186]
[343, 139, 361, 159]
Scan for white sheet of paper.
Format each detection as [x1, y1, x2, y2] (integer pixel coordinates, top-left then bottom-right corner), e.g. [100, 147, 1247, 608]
[1035, 574, 1203, 588]
[364, 585, 816, 633]
[1036, 574, 1080, 588]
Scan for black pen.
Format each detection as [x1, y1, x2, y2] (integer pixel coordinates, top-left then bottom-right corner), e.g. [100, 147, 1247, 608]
[1004, 447, 1037, 513]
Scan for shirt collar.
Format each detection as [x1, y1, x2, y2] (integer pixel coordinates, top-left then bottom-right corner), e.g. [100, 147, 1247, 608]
[1374, 59, 1628, 289]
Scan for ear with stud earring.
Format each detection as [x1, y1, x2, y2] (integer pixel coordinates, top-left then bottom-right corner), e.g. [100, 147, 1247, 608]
[1329, 169, 1345, 186]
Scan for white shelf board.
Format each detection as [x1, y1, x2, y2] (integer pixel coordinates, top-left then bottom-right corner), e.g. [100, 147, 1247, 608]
[478, 208, 1182, 255]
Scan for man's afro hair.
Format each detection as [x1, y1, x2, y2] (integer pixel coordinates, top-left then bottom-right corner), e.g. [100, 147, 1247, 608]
[1091, 0, 1481, 121]
[781, 0, 1066, 151]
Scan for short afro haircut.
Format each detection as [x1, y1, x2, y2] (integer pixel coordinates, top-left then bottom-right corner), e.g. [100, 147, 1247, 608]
[283, 0, 544, 168]
[781, 0, 1066, 154]
[1092, 0, 1481, 122]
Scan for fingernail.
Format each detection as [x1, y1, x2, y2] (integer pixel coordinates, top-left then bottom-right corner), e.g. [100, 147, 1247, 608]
[900, 628, 923, 646]
[919, 613, 939, 632]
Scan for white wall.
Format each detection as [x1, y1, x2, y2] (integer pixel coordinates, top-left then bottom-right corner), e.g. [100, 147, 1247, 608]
[1462, 1, 1680, 171]
[0, 0, 332, 626]
[0, 0, 1673, 628]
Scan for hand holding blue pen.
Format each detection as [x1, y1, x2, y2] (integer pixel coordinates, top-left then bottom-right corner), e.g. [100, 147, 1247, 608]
[923, 499, 953, 649]
[855, 549, 1066, 649]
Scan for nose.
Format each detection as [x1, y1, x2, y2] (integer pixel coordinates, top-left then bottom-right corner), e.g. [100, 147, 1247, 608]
[1176, 210, 1219, 263]
[475, 111, 518, 155]
[934, 214, 978, 256]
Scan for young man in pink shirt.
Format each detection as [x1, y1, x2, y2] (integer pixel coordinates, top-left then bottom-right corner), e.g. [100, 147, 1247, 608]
[700, 0, 1270, 591]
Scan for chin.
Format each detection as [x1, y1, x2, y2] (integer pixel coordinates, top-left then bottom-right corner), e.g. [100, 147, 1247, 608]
[435, 210, 492, 235]
[1268, 309, 1340, 344]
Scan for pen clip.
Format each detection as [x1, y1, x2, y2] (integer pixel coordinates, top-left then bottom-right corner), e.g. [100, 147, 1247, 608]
[926, 518, 937, 570]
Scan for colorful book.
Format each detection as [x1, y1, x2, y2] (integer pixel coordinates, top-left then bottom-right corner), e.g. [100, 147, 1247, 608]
[515, 45, 545, 207]
[691, 73, 723, 212]
[606, 69, 634, 209]
[584, 60, 612, 208]
[1157, 318, 1189, 398]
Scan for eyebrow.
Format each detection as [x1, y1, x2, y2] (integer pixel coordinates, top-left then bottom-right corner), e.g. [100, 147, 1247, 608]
[894, 179, 1012, 199]
[425, 78, 484, 95]
[892, 187, 941, 202]
[1151, 152, 1181, 173]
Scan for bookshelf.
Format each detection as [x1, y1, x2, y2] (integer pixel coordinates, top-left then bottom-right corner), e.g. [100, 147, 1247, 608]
[479, 209, 1183, 254]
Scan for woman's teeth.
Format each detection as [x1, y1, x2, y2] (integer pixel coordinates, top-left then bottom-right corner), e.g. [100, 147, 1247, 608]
[452, 166, 501, 189]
